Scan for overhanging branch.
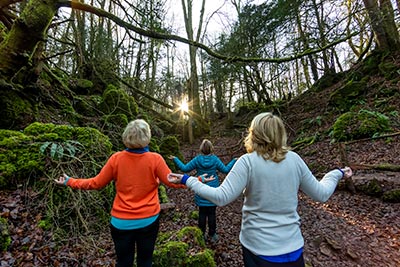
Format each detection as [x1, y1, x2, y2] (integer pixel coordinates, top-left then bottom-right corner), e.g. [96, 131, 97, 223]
[57, 0, 359, 64]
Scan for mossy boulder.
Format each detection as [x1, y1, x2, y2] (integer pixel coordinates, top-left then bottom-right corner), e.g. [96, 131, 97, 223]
[0, 89, 35, 129]
[360, 179, 383, 197]
[99, 84, 138, 119]
[330, 109, 391, 142]
[68, 78, 94, 95]
[382, 189, 400, 203]
[154, 226, 215, 267]
[0, 122, 112, 188]
[0, 217, 11, 251]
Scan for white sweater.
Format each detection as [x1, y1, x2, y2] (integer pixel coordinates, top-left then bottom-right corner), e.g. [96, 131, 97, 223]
[185, 151, 343, 256]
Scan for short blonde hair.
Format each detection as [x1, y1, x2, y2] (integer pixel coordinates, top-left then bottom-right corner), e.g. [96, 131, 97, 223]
[199, 139, 213, 155]
[244, 112, 289, 162]
[122, 119, 151, 148]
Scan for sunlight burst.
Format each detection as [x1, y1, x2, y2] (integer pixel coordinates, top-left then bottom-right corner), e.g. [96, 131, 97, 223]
[180, 99, 189, 113]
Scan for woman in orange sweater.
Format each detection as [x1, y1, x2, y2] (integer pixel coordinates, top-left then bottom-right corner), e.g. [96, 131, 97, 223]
[54, 119, 185, 267]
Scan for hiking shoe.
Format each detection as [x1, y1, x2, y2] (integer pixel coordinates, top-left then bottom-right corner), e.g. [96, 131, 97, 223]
[210, 234, 219, 243]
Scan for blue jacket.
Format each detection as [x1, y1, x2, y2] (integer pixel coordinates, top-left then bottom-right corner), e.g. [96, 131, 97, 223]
[173, 154, 236, 206]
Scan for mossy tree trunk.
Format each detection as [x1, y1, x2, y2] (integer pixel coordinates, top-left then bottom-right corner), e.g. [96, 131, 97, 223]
[0, 0, 58, 81]
[363, 0, 400, 51]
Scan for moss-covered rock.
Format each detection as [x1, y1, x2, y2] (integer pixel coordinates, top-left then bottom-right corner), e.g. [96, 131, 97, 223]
[360, 179, 383, 197]
[0, 217, 11, 251]
[382, 189, 400, 203]
[99, 84, 138, 119]
[154, 226, 215, 267]
[69, 78, 94, 95]
[0, 122, 112, 188]
[330, 109, 391, 142]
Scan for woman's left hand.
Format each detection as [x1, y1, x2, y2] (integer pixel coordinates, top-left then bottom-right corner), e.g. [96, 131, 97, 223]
[167, 173, 183, 184]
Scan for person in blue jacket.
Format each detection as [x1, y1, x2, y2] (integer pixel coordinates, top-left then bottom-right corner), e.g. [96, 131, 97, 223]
[169, 139, 237, 242]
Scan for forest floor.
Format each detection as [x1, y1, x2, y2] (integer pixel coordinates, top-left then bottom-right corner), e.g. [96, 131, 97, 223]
[162, 130, 400, 267]
[0, 115, 399, 267]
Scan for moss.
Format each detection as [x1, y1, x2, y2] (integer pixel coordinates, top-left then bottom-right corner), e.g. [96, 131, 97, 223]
[360, 179, 383, 196]
[159, 136, 183, 172]
[189, 210, 199, 220]
[176, 226, 206, 248]
[0, 90, 35, 129]
[312, 72, 346, 92]
[158, 185, 169, 203]
[153, 241, 189, 267]
[149, 138, 160, 153]
[187, 249, 216, 267]
[0, 123, 112, 189]
[328, 80, 367, 111]
[0, 217, 11, 251]
[153, 226, 216, 267]
[330, 110, 391, 142]
[69, 78, 94, 94]
[378, 61, 400, 80]
[99, 84, 138, 119]
[73, 95, 101, 117]
[382, 189, 400, 203]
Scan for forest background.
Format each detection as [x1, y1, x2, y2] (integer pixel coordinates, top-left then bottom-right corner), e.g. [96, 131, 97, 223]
[0, 0, 399, 266]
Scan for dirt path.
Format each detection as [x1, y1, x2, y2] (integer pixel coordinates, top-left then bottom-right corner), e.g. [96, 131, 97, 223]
[162, 135, 400, 267]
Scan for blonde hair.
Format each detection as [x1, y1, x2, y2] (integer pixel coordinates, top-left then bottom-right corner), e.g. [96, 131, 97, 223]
[122, 119, 151, 148]
[244, 112, 289, 162]
[200, 139, 213, 155]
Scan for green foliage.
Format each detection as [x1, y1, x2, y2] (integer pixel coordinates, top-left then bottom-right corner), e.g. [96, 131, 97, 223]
[39, 140, 83, 160]
[0, 122, 112, 189]
[330, 110, 391, 142]
[382, 189, 400, 203]
[154, 226, 215, 267]
[0, 217, 11, 251]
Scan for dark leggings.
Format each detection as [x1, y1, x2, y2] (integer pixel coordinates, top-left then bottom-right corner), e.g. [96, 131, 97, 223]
[242, 245, 305, 267]
[198, 206, 216, 236]
[110, 218, 159, 267]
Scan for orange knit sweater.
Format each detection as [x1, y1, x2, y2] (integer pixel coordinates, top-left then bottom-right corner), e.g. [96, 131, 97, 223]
[67, 150, 185, 219]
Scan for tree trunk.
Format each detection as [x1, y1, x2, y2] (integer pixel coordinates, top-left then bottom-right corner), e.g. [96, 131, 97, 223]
[0, 0, 58, 80]
[363, 0, 400, 51]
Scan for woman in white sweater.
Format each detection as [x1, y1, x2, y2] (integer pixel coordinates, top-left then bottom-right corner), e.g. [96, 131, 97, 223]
[168, 112, 353, 267]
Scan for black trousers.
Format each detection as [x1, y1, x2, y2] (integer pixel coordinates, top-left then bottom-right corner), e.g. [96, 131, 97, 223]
[110, 217, 159, 267]
[242, 245, 305, 267]
[198, 206, 216, 236]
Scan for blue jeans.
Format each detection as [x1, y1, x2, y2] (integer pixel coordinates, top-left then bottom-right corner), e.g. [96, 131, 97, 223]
[242, 245, 305, 267]
[110, 217, 159, 267]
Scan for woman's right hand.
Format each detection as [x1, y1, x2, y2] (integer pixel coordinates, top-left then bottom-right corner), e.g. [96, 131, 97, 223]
[54, 173, 69, 185]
